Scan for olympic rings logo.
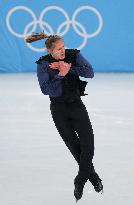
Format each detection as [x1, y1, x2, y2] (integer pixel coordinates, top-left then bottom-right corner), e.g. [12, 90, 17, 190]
[6, 5, 103, 52]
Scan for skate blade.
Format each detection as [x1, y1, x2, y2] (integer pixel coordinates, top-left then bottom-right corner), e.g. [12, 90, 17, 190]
[101, 189, 104, 194]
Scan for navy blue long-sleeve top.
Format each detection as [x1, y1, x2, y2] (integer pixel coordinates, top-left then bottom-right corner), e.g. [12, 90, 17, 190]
[37, 52, 94, 97]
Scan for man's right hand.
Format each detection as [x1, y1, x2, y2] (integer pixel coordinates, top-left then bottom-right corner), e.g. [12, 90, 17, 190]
[50, 61, 71, 76]
[58, 61, 71, 76]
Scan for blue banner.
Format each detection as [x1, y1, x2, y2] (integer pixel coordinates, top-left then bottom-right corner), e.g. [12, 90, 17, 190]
[0, 0, 133, 72]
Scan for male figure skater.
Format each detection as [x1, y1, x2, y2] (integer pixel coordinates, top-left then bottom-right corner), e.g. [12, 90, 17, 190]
[26, 33, 103, 202]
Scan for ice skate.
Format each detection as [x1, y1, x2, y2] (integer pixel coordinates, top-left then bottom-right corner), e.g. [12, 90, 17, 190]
[89, 174, 103, 193]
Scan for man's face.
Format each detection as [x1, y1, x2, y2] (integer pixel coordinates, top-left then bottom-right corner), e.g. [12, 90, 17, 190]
[49, 40, 65, 60]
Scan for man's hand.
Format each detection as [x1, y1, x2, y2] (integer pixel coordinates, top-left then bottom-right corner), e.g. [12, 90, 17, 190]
[49, 62, 60, 69]
[49, 61, 71, 76]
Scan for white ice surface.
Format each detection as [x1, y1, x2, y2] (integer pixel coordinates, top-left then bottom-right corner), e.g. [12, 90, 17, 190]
[0, 73, 134, 205]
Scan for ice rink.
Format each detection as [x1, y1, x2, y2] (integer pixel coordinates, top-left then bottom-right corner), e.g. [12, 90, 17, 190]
[0, 73, 134, 205]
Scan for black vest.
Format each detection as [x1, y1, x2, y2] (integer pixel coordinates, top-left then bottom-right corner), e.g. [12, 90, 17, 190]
[36, 49, 88, 103]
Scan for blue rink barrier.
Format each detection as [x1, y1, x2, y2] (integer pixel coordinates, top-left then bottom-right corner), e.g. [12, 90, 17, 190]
[0, 0, 134, 72]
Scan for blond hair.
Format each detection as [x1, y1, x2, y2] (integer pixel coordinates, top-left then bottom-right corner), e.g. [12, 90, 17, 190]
[25, 32, 63, 49]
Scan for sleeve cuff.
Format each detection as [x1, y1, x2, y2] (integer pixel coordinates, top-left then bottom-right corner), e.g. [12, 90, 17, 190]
[54, 74, 64, 79]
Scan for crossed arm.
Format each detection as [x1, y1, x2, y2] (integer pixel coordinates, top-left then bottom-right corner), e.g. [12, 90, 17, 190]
[49, 53, 94, 78]
[37, 53, 94, 96]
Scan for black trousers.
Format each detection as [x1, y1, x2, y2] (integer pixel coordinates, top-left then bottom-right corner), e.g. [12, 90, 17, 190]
[50, 98, 97, 185]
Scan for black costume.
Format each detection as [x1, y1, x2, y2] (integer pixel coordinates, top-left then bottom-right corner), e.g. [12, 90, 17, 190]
[36, 49, 103, 200]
